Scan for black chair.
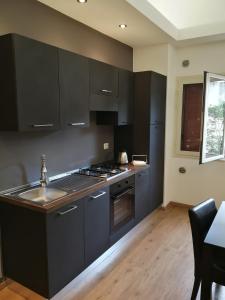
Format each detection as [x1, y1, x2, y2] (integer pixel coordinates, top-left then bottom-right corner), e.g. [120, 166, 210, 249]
[188, 198, 217, 299]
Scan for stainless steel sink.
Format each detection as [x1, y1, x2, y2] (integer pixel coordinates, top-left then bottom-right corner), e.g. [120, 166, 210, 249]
[18, 187, 67, 203]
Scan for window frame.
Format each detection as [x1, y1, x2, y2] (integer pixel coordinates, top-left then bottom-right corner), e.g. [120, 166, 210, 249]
[200, 72, 225, 164]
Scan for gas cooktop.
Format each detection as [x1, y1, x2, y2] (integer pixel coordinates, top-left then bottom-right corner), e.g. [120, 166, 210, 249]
[77, 163, 130, 180]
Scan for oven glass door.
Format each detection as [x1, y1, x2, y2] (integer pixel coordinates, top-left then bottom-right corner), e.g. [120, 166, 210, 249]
[111, 186, 134, 232]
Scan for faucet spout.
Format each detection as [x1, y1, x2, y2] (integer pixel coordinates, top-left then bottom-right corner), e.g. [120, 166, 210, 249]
[40, 154, 49, 187]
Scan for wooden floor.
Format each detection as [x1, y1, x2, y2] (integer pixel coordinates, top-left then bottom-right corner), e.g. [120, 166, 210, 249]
[0, 204, 225, 300]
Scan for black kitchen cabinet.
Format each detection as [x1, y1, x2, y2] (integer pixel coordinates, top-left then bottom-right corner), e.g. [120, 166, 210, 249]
[85, 187, 110, 266]
[135, 168, 151, 223]
[59, 49, 90, 128]
[89, 59, 118, 111]
[117, 70, 133, 126]
[0, 34, 60, 131]
[1, 198, 85, 298]
[47, 198, 85, 297]
[134, 71, 166, 211]
[95, 69, 133, 126]
[149, 124, 165, 211]
[149, 72, 167, 124]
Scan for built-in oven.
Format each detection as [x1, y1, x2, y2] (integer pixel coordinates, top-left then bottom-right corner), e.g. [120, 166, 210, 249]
[110, 175, 135, 243]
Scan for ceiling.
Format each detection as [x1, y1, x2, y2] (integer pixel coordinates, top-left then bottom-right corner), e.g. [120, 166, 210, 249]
[128, 0, 225, 41]
[37, 0, 225, 47]
[147, 0, 225, 29]
[37, 0, 172, 47]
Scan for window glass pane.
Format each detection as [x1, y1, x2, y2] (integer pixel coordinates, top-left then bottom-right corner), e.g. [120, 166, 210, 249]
[200, 73, 225, 163]
[181, 83, 203, 152]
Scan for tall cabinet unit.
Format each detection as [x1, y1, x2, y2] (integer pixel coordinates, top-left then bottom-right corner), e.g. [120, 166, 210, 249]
[134, 71, 166, 212]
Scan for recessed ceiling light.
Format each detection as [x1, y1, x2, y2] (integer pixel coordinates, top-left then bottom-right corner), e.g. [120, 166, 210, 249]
[77, 0, 87, 3]
[119, 24, 127, 29]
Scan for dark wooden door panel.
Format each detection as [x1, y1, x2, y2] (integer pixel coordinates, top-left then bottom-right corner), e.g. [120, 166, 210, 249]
[150, 72, 167, 125]
[47, 198, 85, 297]
[85, 187, 110, 266]
[13, 34, 60, 131]
[90, 60, 118, 111]
[135, 168, 151, 222]
[118, 70, 133, 125]
[149, 124, 165, 210]
[59, 49, 90, 128]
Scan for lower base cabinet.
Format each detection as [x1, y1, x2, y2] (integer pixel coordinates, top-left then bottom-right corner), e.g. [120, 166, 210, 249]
[1, 198, 86, 299]
[1, 170, 154, 299]
[1, 188, 110, 299]
[135, 168, 151, 223]
[85, 187, 110, 266]
[47, 198, 85, 297]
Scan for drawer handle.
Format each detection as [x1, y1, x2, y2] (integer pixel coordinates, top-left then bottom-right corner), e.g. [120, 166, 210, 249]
[32, 124, 54, 128]
[90, 191, 106, 199]
[69, 122, 86, 126]
[58, 205, 78, 216]
[100, 89, 112, 94]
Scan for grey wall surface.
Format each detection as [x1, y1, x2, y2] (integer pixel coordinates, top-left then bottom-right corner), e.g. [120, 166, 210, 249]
[0, 0, 133, 190]
[0, 114, 114, 191]
[0, 0, 133, 70]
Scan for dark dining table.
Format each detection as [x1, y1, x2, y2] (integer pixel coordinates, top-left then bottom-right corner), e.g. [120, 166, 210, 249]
[201, 201, 225, 299]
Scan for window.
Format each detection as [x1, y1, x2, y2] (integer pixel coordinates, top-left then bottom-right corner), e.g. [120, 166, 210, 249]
[200, 72, 225, 164]
[176, 75, 203, 157]
[181, 83, 203, 152]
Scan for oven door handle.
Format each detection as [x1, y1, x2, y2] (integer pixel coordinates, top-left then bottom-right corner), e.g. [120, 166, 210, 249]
[112, 186, 134, 200]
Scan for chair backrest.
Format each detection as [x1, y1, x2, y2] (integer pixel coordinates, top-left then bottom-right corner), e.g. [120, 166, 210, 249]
[188, 198, 217, 276]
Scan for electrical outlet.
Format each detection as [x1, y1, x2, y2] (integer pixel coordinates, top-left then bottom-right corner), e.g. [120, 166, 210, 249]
[104, 143, 109, 150]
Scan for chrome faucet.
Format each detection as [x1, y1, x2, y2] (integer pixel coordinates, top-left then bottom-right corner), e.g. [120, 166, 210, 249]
[40, 154, 49, 187]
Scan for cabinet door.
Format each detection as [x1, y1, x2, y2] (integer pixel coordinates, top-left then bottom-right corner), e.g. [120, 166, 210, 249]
[13, 35, 60, 131]
[135, 168, 151, 223]
[150, 72, 167, 125]
[118, 70, 133, 126]
[59, 49, 90, 128]
[47, 198, 85, 297]
[90, 60, 118, 111]
[149, 124, 165, 211]
[85, 187, 110, 266]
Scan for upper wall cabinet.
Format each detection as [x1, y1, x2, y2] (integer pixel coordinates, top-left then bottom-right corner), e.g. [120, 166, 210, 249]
[89, 60, 119, 111]
[117, 69, 133, 125]
[0, 34, 60, 131]
[95, 69, 133, 126]
[59, 49, 90, 128]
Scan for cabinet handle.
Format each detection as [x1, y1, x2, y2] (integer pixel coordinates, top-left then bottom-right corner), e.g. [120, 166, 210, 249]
[90, 191, 106, 199]
[58, 205, 78, 216]
[32, 124, 54, 128]
[100, 89, 112, 94]
[68, 122, 86, 126]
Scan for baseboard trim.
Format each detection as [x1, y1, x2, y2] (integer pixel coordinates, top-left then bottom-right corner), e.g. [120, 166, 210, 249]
[0, 278, 11, 290]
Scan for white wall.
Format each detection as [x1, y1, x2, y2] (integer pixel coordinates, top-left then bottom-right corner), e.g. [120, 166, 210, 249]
[133, 44, 169, 74]
[133, 40, 225, 207]
[169, 41, 225, 207]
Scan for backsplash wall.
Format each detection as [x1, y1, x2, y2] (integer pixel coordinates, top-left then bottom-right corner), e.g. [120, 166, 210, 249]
[0, 114, 114, 191]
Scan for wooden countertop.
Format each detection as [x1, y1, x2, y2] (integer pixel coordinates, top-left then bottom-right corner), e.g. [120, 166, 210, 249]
[0, 164, 150, 214]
